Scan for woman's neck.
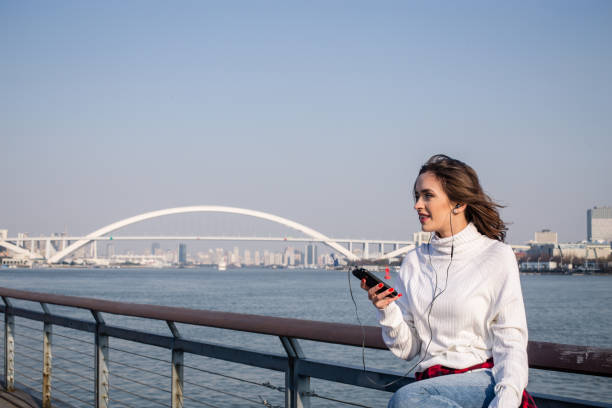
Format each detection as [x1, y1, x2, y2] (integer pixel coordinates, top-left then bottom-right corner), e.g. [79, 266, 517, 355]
[435, 217, 469, 238]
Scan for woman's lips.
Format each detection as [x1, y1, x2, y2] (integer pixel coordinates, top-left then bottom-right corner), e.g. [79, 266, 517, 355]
[419, 214, 430, 223]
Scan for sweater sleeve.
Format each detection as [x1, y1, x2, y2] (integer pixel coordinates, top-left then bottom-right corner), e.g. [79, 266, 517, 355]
[488, 247, 529, 408]
[376, 294, 420, 361]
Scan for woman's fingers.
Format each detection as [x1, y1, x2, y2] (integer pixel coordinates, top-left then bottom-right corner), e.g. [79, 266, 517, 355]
[360, 279, 369, 290]
[359, 278, 402, 309]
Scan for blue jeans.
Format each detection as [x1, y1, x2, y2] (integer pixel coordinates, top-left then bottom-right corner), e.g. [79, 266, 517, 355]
[388, 369, 496, 408]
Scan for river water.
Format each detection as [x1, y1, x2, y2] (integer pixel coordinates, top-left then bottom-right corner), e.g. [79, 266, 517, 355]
[0, 268, 610, 407]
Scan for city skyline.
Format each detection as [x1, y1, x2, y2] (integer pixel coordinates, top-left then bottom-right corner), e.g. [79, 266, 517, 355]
[2, 2, 611, 244]
[2, 204, 609, 246]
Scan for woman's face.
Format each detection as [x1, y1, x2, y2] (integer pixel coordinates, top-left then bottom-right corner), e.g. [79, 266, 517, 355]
[414, 171, 455, 237]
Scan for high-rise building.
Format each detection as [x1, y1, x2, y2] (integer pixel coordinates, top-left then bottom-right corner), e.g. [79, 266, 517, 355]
[587, 206, 612, 242]
[534, 229, 558, 245]
[151, 242, 161, 255]
[178, 244, 187, 265]
[306, 244, 318, 267]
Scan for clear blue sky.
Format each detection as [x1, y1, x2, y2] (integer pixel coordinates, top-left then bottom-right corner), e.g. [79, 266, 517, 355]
[1, 1, 611, 244]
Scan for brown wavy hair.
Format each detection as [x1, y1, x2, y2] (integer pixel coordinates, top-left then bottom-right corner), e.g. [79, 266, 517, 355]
[415, 154, 507, 242]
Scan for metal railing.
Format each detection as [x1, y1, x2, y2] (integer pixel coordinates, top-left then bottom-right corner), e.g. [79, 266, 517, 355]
[1, 286, 611, 408]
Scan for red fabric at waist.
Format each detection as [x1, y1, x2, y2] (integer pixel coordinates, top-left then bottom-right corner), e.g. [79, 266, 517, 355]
[415, 358, 537, 408]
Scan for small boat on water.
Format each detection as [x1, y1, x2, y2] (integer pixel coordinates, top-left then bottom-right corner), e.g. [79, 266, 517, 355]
[217, 260, 227, 271]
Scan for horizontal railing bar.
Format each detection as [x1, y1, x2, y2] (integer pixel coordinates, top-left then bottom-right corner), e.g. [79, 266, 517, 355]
[176, 337, 289, 372]
[296, 358, 413, 393]
[527, 341, 612, 378]
[0, 304, 96, 333]
[0, 287, 385, 348]
[530, 392, 612, 408]
[108, 358, 171, 379]
[102, 325, 173, 349]
[1, 287, 611, 377]
[102, 324, 289, 372]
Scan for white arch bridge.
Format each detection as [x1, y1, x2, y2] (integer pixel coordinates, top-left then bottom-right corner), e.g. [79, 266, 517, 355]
[1, 206, 415, 264]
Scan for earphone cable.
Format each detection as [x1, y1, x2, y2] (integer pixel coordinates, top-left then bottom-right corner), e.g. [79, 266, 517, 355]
[347, 208, 455, 388]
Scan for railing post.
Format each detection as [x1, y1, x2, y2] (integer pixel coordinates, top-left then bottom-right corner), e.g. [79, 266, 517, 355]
[2, 297, 14, 392]
[280, 337, 310, 408]
[167, 321, 183, 408]
[41, 303, 52, 408]
[92, 311, 109, 408]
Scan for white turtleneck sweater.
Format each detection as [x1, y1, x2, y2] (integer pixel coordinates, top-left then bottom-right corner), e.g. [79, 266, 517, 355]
[378, 223, 528, 408]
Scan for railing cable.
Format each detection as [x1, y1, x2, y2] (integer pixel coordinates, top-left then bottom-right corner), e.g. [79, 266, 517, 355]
[108, 357, 171, 379]
[108, 396, 139, 408]
[53, 353, 95, 370]
[183, 363, 285, 391]
[15, 370, 41, 385]
[53, 363, 94, 382]
[53, 331, 93, 345]
[15, 321, 41, 332]
[112, 371, 171, 394]
[53, 372, 94, 394]
[108, 345, 170, 364]
[304, 389, 375, 408]
[15, 349, 44, 363]
[180, 394, 223, 408]
[52, 384, 95, 406]
[111, 383, 168, 407]
[14, 359, 40, 374]
[12, 331, 41, 343]
[183, 377, 280, 407]
[52, 341, 93, 357]
[109, 360, 172, 378]
[14, 341, 40, 353]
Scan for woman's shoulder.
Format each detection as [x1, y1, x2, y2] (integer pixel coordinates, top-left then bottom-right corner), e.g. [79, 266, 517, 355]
[477, 234, 514, 257]
[479, 238, 519, 281]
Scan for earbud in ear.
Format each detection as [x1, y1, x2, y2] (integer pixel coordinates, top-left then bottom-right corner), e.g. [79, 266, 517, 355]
[452, 203, 461, 214]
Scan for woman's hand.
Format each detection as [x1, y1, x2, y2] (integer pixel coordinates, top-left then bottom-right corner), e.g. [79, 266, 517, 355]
[360, 279, 401, 310]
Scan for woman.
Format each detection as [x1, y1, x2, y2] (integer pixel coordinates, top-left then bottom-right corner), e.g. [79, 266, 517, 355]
[362, 154, 535, 408]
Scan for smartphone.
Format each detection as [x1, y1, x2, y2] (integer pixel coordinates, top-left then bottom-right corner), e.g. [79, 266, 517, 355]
[351, 267, 398, 297]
